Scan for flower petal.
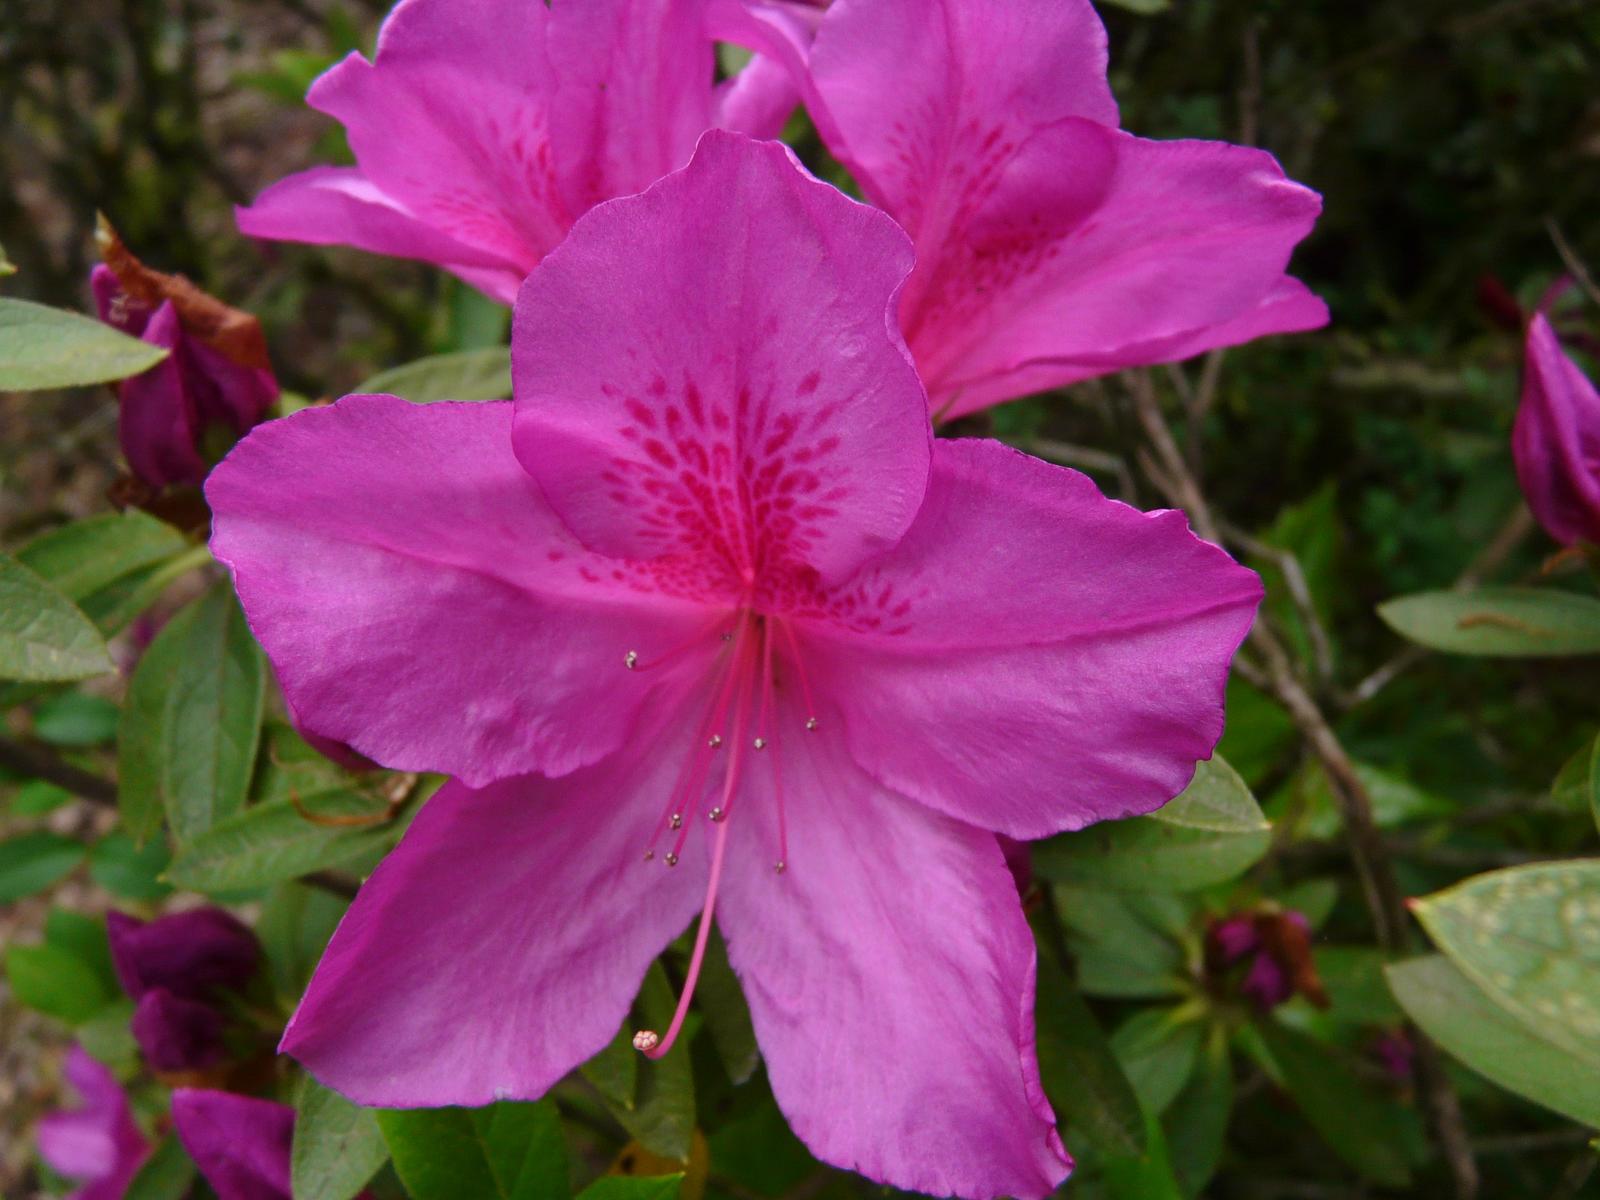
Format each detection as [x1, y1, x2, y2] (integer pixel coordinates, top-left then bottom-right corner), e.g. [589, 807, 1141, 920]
[207, 395, 714, 786]
[116, 303, 207, 489]
[300, 0, 570, 271]
[802, 439, 1262, 839]
[170, 1090, 294, 1200]
[718, 731, 1068, 1199]
[36, 1048, 149, 1196]
[512, 131, 930, 589]
[808, 0, 1116, 218]
[280, 711, 708, 1106]
[131, 990, 229, 1073]
[908, 128, 1325, 416]
[107, 908, 260, 1000]
[1514, 314, 1600, 546]
[235, 168, 526, 303]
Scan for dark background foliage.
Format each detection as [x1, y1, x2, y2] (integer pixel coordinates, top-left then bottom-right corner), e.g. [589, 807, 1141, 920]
[2, 0, 1598, 1196]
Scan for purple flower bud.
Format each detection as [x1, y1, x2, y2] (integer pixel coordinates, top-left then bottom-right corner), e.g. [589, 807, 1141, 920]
[1512, 314, 1600, 547]
[131, 988, 230, 1073]
[107, 908, 262, 1003]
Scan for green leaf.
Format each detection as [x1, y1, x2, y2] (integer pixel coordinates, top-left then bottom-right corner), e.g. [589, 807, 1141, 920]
[1110, 1008, 1203, 1117]
[123, 1136, 198, 1200]
[76, 999, 140, 1074]
[89, 832, 172, 901]
[1034, 757, 1269, 891]
[1100, 1112, 1183, 1200]
[1412, 861, 1600, 1068]
[9, 780, 72, 816]
[1251, 1022, 1417, 1187]
[1306, 946, 1401, 1028]
[0, 831, 84, 901]
[45, 907, 117, 993]
[32, 692, 120, 747]
[16, 511, 189, 605]
[257, 881, 350, 1001]
[697, 931, 758, 1085]
[0, 296, 168, 389]
[1055, 886, 1186, 999]
[583, 962, 696, 1159]
[1378, 587, 1600, 656]
[1387, 955, 1600, 1128]
[0, 240, 15, 277]
[293, 1075, 390, 1200]
[0, 551, 114, 681]
[446, 282, 510, 351]
[1034, 953, 1147, 1157]
[575, 1177, 682, 1200]
[119, 583, 266, 843]
[377, 1100, 567, 1200]
[1162, 1034, 1232, 1199]
[1097, 0, 1170, 12]
[165, 787, 399, 892]
[5, 942, 112, 1022]
[1274, 761, 1452, 841]
[355, 348, 511, 404]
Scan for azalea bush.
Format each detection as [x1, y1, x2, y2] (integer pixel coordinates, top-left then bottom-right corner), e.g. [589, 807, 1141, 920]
[2, 1, 1598, 1199]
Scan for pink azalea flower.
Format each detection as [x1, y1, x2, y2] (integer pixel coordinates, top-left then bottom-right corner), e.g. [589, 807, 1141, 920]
[35, 1047, 151, 1200]
[773, 0, 1327, 419]
[170, 1089, 340, 1200]
[236, 0, 801, 303]
[208, 133, 1261, 1199]
[1513, 313, 1600, 547]
[1205, 909, 1325, 1014]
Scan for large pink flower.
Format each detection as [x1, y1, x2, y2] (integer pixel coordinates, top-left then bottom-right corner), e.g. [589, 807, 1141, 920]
[208, 133, 1261, 1199]
[236, 0, 799, 302]
[35, 1048, 151, 1200]
[1513, 313, 1600, 547]
[771, 0, 1327, 419]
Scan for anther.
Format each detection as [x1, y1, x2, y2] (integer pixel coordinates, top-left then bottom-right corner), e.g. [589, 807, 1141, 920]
[669, 813, 682, 830]
[753, 737, 767, 750]
[774, 860, 787, 874]
[805, 717, 818, 731]
[707, 734, 723, 749]
[632, 1031, 660, 1052]
[721, 632, 733, 642]
[643, 849, 654, 861]
[664, 852, 679, 867]
[709, 806, 724, 822]
[624, 650, 639, 670]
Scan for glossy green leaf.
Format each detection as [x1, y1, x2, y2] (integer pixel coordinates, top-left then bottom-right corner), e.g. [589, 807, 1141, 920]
[76, 999, 139, 1074]
[1252, 1022, 1417, 1187]
[1035, 953, 1147, 1157]
[89, 832, 172, 901]
[294, 1075, 390, 1200]
[0, 296, 167, 389]
[257, 880, 350, 1001]
[123, 1136, 197, 1200]
[1110, 1008, 1203, 1117]
[5, 942, 112, 1022]
[16, 511, 189, 605]
[575, 1177, 681, 1200]
[1100, 1112, 1184, 1200]
[165, 786, 398, 892]
[44, 907, 117, 993]
[0, 551, 113, 681]
[378, 1100, 567, 1200]
[1055, 886, 1187, 999]
[0, 241, 15, 277]
[118, 583, 266, 843]
[1163, 1034, 1232, 1199]
[1276, 760, 1451, 840]
[1305, 946, 1400, 1027]
[583, 962, 696, 1159]
[1034, 757, 1269, 891]
[1412, 861, 1600, 1067]
[1387, 955, 1600, 1128]
[355, 347, 511, 403]
[1378, 587, 1600, 656]
[0, 831, 85, 901]
[32, 693, 120, 747]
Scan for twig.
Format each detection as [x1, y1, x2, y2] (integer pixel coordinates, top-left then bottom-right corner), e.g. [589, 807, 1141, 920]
[1127, 370, 1481, 1199]
[0, 736, 117, 805]
[0, 735, 366, 899]
[1545, 217, 1600, 312]
[1220, 520, 1337, 690]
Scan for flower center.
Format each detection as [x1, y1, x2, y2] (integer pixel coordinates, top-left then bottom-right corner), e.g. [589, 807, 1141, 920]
[625, 608, 819, 1058]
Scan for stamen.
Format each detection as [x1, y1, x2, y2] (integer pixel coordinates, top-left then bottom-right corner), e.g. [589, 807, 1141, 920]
[708, 806, 724, 821]
[664, 852, 679, 867]
[752, 737, 767, 750]
[669, 813, 682, 830]
[707, 734, 723, 749]
[774, 860, 786, 874]
[625, 614, 732, 673]
[777, 619, 820, 730]
[635, 816, 732, 1059]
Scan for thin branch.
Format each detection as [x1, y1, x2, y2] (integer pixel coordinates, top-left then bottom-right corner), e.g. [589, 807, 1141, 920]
[1127, 369, 1480, 1200]
[1545, 217, 1600, 312]
[0, 736, 117, 805]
